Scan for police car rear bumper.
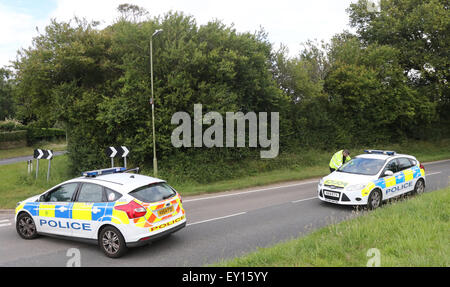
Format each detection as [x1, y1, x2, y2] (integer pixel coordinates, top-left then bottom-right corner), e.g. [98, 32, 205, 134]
[126, 221, 186, 247]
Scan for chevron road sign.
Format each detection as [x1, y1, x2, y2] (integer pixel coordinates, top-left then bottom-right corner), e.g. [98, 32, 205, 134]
[105, 146, 130, 168]
[32, 149, 54, 181]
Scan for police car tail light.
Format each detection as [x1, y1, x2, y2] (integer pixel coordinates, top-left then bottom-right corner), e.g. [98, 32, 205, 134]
[114, 201, 147, 219]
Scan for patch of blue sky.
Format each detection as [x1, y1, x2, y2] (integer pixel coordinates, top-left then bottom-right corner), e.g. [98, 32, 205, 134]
[0, 0, 57, 19]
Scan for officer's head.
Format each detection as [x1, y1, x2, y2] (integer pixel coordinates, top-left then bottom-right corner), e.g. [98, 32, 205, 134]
[343, 149, 350, 157]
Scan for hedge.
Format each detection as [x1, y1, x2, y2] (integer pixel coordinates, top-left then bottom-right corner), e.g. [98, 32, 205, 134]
[0, 130, 27, 142]
[0, 128, 66, 144]
[25, 128, 66, 144]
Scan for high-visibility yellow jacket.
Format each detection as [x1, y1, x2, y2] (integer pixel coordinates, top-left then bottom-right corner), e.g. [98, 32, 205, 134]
[329, 150, 351, 170]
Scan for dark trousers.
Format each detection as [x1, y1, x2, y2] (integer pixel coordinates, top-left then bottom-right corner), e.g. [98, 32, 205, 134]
[329, 167, 336, 173]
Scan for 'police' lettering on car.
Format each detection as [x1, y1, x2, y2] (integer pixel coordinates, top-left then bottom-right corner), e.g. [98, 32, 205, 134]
[39, 219, 91, 231]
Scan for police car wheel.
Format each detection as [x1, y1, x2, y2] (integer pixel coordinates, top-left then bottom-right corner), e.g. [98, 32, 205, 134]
[16, 213, 38, 239]
[99, 226, 127, 258]
[367, 189, 382, 210]
[414, 179, 425, 195]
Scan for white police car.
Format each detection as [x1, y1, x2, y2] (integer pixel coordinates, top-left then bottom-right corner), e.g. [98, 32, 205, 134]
[15, 167, 186, 258]
[318, 150, 426, 209]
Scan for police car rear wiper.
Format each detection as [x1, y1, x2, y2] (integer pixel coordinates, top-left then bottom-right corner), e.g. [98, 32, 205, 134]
[162, 194, 175, 200]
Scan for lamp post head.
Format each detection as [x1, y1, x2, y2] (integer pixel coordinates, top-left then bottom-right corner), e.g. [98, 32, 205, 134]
[152, 29, 163, 37]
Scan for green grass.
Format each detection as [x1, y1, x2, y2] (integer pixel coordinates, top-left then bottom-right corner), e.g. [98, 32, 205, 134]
[0, 139, 449, 209]
[0, 140, 67, 160]
[0, 155, 71, 208]
[214, 187, 450, 267]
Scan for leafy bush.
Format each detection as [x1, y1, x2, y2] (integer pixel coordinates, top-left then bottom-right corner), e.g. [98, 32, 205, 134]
[0, 130, 27, 142]
[25, 127, 66, 145]
[0, 120, 25, 132]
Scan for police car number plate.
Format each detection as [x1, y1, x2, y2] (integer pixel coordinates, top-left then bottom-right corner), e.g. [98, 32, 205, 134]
[324, 191, 340, 198]
[157, 206, 174, 217]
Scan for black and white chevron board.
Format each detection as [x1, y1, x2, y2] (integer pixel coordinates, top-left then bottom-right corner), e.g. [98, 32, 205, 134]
[32, 149, 54, 180]
[105, 146, 130, 168]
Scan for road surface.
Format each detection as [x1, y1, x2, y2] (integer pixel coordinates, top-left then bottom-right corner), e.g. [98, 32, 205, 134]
[0, 151, 67, 166]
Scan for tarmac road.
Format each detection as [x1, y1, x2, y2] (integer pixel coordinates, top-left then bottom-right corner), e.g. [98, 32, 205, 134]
[0, 160, 448, 266]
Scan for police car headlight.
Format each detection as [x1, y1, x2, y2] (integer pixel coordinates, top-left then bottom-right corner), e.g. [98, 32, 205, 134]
[318, 178, 324, 186]
[346, 184, 366, 191]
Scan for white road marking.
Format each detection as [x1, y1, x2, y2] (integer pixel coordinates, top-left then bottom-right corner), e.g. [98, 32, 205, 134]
[291, 197, 317, 203]
[0, 219, 10, 223]
[183, 180, 318, 203]
[426, 172, 442, 176]
[187, 212, 246, 226]
[0, 222, 11, 227]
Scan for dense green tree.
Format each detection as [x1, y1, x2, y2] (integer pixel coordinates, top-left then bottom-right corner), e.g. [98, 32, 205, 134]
[0, 68, 15, 120]
[348, 0, 449, 135]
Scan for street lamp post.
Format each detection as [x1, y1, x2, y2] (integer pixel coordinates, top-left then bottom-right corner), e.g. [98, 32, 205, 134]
[150, 29, 162, 177]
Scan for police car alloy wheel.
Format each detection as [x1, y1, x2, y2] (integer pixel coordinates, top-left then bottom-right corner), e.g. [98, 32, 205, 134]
[16, 213, 38, 239]
[414, 179, 425, 195]
[367, 189, 382, 210]
[99, 226, 127, 258]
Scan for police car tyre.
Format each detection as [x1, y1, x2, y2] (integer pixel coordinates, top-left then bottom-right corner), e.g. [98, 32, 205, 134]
[413, 179, 425, 195]
[99, 226, 127, 258]
[16, 213, 38, 239]
[367, 189, 382, 210]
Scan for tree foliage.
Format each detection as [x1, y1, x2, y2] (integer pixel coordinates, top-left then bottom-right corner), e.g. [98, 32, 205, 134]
[8, 2, 449, 178]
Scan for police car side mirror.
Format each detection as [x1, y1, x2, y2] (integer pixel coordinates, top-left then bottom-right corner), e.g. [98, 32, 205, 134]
[384, 170, 394, 177]
[39, 194, 47, 202]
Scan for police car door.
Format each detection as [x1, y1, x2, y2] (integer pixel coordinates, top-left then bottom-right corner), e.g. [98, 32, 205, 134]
[381, 159, 401, 200]
[396, 157, 417, 194]
[71, 183, 106, 239]
[37, 182, 79, 236]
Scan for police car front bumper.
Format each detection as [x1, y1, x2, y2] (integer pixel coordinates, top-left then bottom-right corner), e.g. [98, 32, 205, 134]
[317, 185, 368, 205]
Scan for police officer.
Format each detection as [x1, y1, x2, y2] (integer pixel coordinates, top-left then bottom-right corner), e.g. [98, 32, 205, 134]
[329, 149, 351, 173]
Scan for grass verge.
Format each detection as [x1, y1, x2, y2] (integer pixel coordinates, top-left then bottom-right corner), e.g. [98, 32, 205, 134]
[214, 187, 450, 267]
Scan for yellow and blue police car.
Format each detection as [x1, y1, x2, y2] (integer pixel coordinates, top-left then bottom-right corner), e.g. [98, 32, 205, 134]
[318, 150, 426, 209]
[15, 167, 186, 258]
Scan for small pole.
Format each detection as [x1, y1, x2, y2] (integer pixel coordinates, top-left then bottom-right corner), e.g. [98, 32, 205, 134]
[124, 156, 127, 169]
[36, 159, 39, 180]
[111, 157, 114, 168]
[47, 159, 51, 182]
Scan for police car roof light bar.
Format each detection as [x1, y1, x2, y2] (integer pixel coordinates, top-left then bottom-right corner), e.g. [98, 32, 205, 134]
[82, 167, 126, 177]
[364, 150, 397, 156]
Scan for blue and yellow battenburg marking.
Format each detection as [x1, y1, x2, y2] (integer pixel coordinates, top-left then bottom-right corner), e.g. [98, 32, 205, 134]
[16, 196, 185, 231]
[361, 166, 425, 197]
[16, 201, 128, 224]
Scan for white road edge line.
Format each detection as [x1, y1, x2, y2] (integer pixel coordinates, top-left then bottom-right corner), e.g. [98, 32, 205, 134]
[187, 212, 247, 226]
[0, 223, 11, 227]
[427, 172, 442, 176]
[183, 181, 318, 203]
[291, 197, 317, 203]
[0, 219, 10, 223]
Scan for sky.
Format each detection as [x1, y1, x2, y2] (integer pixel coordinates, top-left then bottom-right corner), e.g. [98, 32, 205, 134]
[0, 0, 360, 68]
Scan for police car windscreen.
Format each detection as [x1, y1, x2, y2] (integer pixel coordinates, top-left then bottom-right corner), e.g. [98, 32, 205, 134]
[338, 158, 385, 176]
[129, 182, 176, 203]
